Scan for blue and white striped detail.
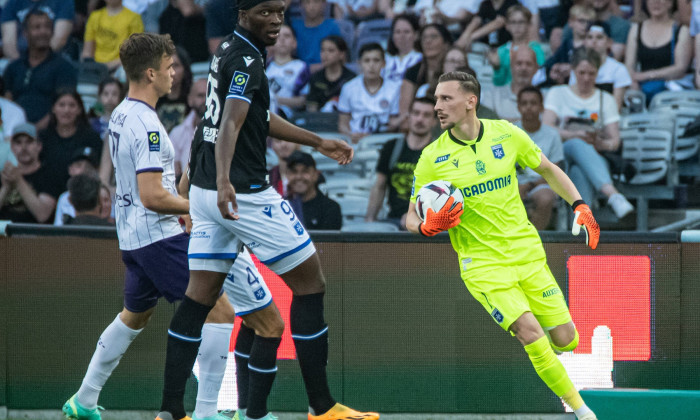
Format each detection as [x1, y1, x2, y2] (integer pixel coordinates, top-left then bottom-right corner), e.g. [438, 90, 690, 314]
[167, 329, 202, 342]
[260, 238, 312, 264]
[248, 364, 278, 374]
[291, 326, 328, 340]
[233, 350, 250, 359]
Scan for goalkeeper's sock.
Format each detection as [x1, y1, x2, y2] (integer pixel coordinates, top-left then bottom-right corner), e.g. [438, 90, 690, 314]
[524, 336, 578, 400]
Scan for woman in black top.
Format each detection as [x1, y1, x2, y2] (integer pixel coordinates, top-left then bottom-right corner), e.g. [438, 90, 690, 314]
[39, 89, 102, 188]
[624, 0, 691, 100]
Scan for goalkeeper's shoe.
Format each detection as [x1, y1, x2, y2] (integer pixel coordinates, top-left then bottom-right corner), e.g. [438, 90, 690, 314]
[155, 412, 191, 420]
[62, 394, 103, 420]
[578, 412, 597, 420]
[192, 413, 232, 420]
[308, 403, 379, 420]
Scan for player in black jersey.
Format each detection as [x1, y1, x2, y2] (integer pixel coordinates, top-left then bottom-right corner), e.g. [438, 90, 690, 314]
[157, 1, 379, 420]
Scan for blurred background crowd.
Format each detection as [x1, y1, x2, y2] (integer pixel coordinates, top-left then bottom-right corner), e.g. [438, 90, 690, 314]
[0, 0, 698, 232]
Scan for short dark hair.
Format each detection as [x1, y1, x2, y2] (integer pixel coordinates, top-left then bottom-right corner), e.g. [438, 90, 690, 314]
[321, 35, 349, 62]
[68, 174, 102, 212]
[438, 71, 481, 106]
[358, 42, 384, 60]
[411, 95, 436, 109]
[119, 33, 176, 83]
[517, 85, 543, 103]
[22, 8, 51, 30]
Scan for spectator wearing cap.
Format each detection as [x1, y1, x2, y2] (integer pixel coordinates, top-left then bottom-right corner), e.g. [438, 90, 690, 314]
[1, 0, 75, 60]
[286, 151, 342, 230]
[0, 122, 63, 223]
[2, 8, 77, 129]
[64, 173, 113, 226]
[53, 145, 100, 226]
[570, 21, 631, 110]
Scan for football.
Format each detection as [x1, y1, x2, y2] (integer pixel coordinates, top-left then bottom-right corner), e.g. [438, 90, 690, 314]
[415, 180, 464, 221]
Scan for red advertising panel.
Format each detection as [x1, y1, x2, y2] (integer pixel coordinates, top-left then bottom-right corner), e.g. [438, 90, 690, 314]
[567, 255, 651, 361]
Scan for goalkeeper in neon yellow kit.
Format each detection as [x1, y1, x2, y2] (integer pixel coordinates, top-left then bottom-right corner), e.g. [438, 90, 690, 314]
[406, 71, 600, 420]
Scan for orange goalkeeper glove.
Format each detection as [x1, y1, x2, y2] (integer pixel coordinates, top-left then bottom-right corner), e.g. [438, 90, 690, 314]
[419, 196, 464, 237]
[571, 200, 600, 250]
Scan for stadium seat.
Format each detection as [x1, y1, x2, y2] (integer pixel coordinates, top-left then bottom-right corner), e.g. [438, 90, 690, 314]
[322, 176, 373, 198]
[335, 194, 370, 223]
[292, 111, 340, 133]
[341, 221, 399, 232]
[649, 90, 700, 161]
[78, 60, 109, 84]
[191, 61, 210, 81]
[357, 133, 404, 151]
[353, 18, 392, 60]
[335, 19, 356, 54]
[620, 112, 675, 185]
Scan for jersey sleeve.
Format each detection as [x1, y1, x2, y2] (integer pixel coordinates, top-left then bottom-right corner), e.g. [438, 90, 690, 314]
[511, 123, 542, 170]
[410, 147, 434, 203]
[132, 114, 166, 173]
[224, 55, 264, 104]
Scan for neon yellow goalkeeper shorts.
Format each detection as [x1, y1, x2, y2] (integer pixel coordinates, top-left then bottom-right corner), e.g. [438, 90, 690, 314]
[462, 258, 572, 331]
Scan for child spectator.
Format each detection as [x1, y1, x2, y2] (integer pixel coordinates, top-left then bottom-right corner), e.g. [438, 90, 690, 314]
[489, 5, 546, 87]
[267, 25, 310, 118]
[82, 0, 144, 72]
[306, 35, 356, 112]
[291, 0, 341, 72]
[514, 86, 564, 230]
[541, 4, 595, 86]
[384, 14, 422, 83]
[89, 78, 125, 139]
[338, 43, 401, 143]
[560, 0, 630, 61]
[455, 0, 520, 51]
[1, 0, 75, 60]
[571, 21, 630, 109]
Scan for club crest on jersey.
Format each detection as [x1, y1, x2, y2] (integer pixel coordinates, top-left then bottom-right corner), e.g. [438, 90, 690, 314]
[491, 308, 504, 324]
[492, 144, 505, 159]
[254, 288, 266, 300]
[148, 131, 160, 151]
[293, 221, 305, 236]
[475, 159, 486, 175]
[435, 153, 450, 163]
[228, 71, 250, 96]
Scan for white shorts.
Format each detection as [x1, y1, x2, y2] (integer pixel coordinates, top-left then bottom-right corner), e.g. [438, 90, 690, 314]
[188, 185, 316, 275]
[222, 248, 273, 316]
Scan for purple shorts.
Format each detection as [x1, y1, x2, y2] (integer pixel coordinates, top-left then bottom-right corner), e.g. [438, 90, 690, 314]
[121, 233, 189, 313]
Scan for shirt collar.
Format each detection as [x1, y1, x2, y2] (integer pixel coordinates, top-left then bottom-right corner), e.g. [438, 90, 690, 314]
[234, 25, 266, 58]
[448, 120, 484, 146]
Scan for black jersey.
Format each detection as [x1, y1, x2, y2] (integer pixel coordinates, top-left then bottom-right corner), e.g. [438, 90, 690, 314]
[190, 26, 271, 192]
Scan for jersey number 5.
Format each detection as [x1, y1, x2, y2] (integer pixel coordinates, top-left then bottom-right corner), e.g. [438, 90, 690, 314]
[204, 73, 221, 125]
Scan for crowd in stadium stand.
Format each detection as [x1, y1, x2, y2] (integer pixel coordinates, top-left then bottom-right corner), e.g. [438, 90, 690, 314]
[0, 0, 698, 231]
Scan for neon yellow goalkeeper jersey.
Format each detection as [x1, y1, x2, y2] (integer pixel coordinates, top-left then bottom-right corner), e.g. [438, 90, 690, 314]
[411, 119, 547, 274]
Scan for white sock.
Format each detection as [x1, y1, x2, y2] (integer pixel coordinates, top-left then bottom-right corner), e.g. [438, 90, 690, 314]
[77, 314, 141, 409]
[194, 323, 234, 418]
[575, 404, 593, 418]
